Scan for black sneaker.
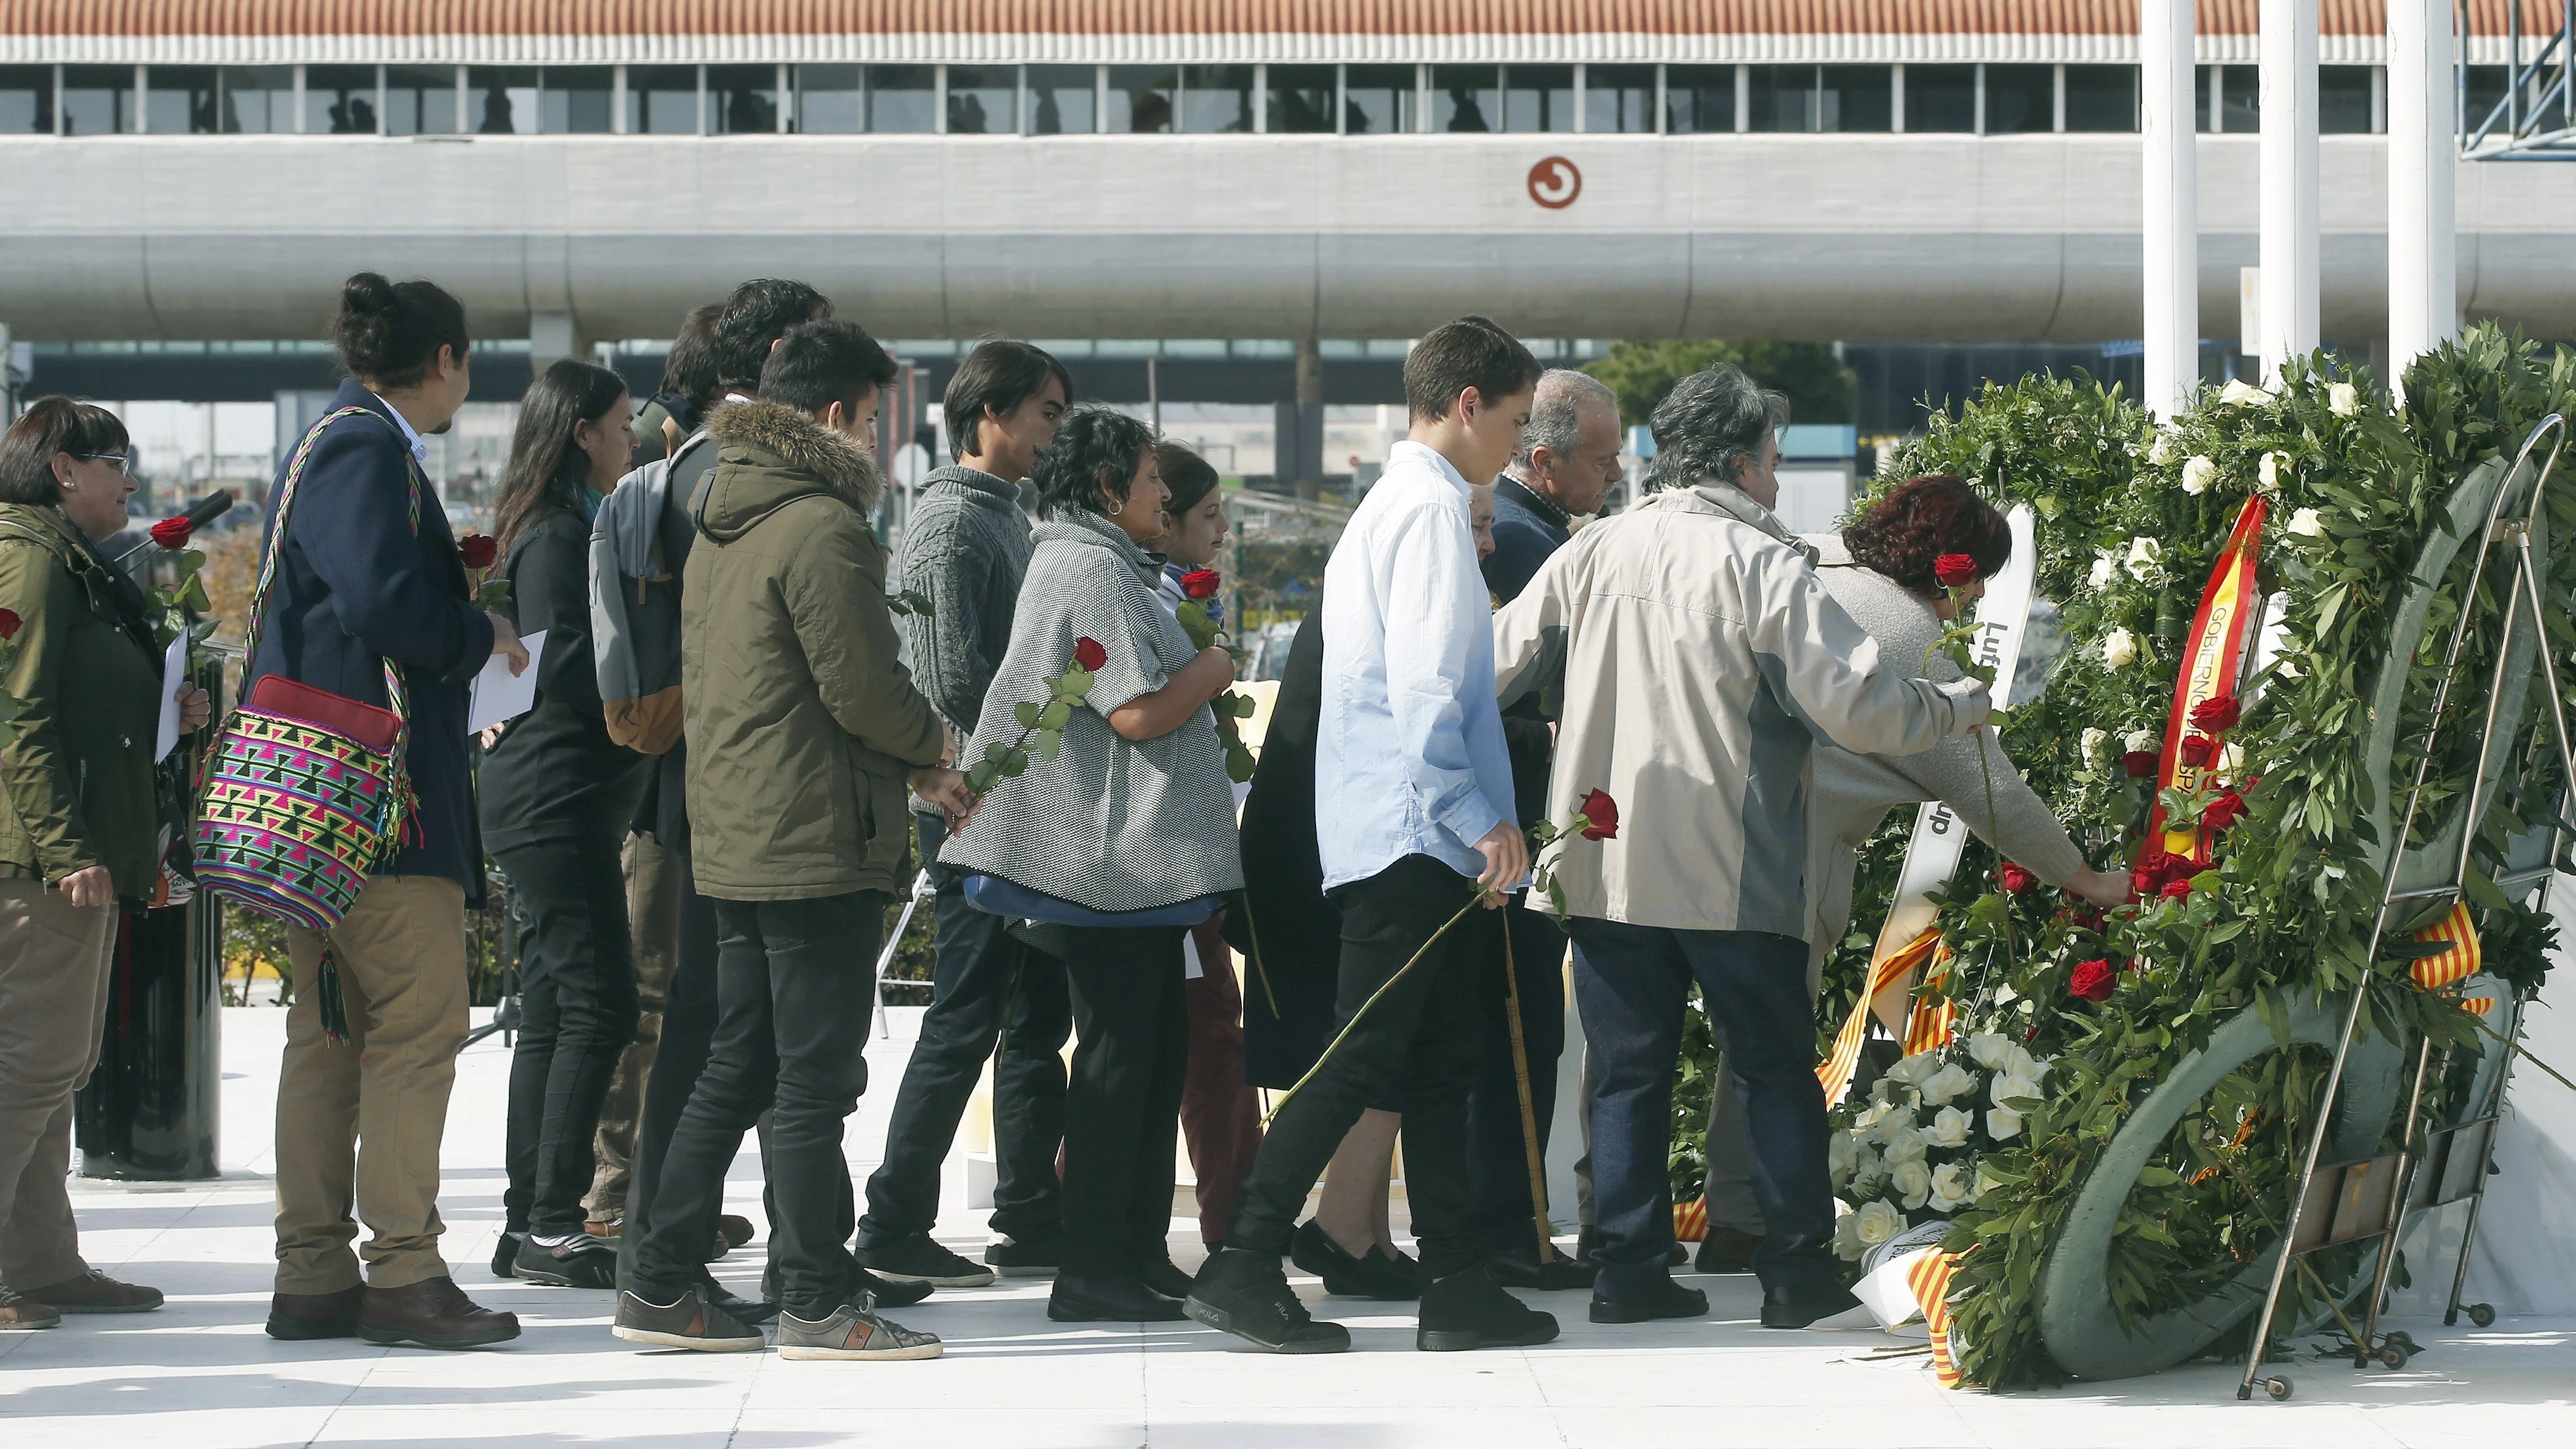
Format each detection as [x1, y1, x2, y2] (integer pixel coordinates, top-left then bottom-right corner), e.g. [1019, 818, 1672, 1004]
[1290, 1220, 1418, 1300]
[1761, 1281, 1866, 1330]
[1486, 1251, 1598, 1292]
[1050, 1274, 1187, 1322]
[517, 1232, 619, 1288]
[1693, 1226, 1763, 1275]
[702, 1273, 779, 1326]
[489, 1231, 525, 1280]
[854, 1266, 935, 1309]
[1416, 1263, 1559, 1352]
[612, 1285, 765, 1352]
[1140, 1259, 1195, 1300]
[1184, 1248, 1350, 1354]
[777, 1300, 942, 1361]
[984, 1234, 1059, 1278]
[856, 1234, 996, 1288]
[1591, 1275, 1709, 1324]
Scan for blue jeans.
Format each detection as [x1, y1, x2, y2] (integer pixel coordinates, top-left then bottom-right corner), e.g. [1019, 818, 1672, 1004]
[1567, 918, 1837, 1299]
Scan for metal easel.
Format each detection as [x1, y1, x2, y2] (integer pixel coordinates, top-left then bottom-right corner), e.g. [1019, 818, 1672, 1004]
[871, 868, 937, 1037]
[2238, 415, 2572, 1400]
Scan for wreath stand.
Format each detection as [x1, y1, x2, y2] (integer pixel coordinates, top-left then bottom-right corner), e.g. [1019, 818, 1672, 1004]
[2232, 414, 2572, 1401]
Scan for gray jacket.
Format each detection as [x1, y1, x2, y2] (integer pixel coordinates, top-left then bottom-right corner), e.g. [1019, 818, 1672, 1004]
[896, 464, 1033, 736]
[1800, 534, 2088, 976]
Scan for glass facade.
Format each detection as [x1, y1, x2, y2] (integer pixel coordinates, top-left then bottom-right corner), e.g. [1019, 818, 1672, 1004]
[10, 60, 2414, 141]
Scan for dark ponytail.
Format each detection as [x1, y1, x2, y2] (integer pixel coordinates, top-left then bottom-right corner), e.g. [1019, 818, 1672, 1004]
[334, 272, 471, 390]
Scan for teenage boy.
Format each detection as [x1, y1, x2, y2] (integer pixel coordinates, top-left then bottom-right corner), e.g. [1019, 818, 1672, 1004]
[1187, 316, 1554, 1355]
[614, 320, 975, 1360]
[856, 341, 1078, 1287]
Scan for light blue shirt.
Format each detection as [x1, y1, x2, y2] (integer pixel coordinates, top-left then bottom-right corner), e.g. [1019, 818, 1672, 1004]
[368, 390, 429, 465]
[1314, 440, 1517, 890]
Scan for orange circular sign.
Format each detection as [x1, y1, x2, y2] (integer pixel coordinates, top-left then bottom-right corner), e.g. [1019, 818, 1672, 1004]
[1526, 156, 1582, 209]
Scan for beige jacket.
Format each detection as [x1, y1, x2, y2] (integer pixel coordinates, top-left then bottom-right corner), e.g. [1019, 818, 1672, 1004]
[1492, 482, 1989, 937]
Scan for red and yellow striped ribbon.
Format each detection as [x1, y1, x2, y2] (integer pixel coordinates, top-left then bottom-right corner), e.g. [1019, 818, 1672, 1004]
[1902, 942, 1958, 1054]
[1672, 1197, 1707, 1243]
[1819, 927, 1943, 1102]
[1908, 1248, 1964, 1388]
[2149, 496, 2270, 862]
[2410, 902, 2482, 991]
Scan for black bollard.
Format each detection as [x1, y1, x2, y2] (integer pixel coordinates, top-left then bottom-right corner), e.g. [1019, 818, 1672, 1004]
[74, 658, 226, 1180]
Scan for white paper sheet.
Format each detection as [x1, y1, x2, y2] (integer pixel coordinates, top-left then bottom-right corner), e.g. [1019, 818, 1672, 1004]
[153, 633, 187, 760]
[467, 629, 546, 733]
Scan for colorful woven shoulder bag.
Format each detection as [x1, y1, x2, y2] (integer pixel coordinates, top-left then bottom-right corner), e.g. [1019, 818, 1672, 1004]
[193, 406, 421, 1040]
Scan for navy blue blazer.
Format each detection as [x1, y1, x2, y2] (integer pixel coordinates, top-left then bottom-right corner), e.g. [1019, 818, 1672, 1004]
[1481, 474, 1573, 606]
[244, 380, 496, 903]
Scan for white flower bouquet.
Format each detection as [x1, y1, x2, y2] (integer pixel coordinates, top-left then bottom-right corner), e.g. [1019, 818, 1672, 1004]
[1828, 1033, 2056, 1260]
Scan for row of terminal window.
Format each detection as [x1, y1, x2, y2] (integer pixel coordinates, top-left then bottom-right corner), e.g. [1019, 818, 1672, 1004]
[0, 61, 2432, 138]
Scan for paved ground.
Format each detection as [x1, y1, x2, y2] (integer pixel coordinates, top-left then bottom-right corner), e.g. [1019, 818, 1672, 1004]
[2, 1007, 2569, 1448]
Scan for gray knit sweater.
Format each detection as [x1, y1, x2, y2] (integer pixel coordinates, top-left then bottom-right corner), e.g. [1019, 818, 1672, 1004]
[896, 464, 1034, 735]
[1801, 534, 2089, 976]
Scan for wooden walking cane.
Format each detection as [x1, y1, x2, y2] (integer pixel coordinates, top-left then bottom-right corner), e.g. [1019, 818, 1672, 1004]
[1500, 917, 1558, 1265]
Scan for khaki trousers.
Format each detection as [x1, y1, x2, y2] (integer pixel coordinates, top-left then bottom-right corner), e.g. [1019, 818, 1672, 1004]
[0, 882, 116, 1291]
[274, 874, 470, 1293]
[584, 831, 680, 1223]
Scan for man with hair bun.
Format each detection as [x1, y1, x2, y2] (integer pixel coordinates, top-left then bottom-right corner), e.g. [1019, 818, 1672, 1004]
[1490, 363, 1996, 1334]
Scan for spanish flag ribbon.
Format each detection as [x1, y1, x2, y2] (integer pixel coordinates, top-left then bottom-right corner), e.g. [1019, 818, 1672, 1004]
[2149, 496, 2270, 863]
[2410, 902, 2483, 991]
[1819, 927, 1943, 1102]
[1908, 1248, 1965, 1388]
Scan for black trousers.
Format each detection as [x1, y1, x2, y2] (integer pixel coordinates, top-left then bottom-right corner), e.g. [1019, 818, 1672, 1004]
[615, 846, 720, 1293]
[1225, 853, 1487, 1280]
[495, 836, 641, 1237]
[1056, 924, 1191, 1280]
[859, 812, 1070, 1248]
[1464, 896, 1568, 1258]
[633, 889, 885, 1316]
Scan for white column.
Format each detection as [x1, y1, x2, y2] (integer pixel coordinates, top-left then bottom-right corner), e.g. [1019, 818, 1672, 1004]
[2140, 0, 2199, 418]
[2388, 0, 2460, 372]
[2258, 0, 2321, 384]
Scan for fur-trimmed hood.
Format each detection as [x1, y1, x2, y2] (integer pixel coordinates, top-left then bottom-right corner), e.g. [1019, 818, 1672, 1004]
[695, 399, 886, 542]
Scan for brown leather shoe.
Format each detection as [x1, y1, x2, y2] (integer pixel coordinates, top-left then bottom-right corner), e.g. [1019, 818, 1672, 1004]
[583, 1219, 624, 1239]
[267, 1284, 366, 1340]
[358, 1275, 520, 1349]
[1, 1286, 62, 1330]
[25, 1269, 161, 1314]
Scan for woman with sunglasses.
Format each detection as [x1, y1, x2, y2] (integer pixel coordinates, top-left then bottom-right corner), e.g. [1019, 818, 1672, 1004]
[0, 397, 211, 1330]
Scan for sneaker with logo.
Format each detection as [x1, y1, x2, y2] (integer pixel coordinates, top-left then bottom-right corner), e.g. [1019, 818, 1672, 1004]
[516, 1231, 619, 1288]
[777, 1300, 943, 1361]
[612, 1285, 766, 1351]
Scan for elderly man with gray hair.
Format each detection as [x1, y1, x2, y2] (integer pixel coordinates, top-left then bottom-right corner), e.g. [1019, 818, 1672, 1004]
[1490, 363, 1992, 1330]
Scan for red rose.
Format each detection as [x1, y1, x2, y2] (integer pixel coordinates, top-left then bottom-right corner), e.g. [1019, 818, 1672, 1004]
[2161, 875, 2195, 900]
[2177, 734, 2215, 768]
[2069, 958, 2116, 1002]
[2122, 750, 2160, 778]
[1576, 788, 1620, 841]
[149, 516, 195, 550]
[2131, 847, 2178, 898]
[1933, 553, 1980, 588]
[1071, 637, 1108, 673]
[2201, 788, 2248, 832]
[457, 533, 498, 571]
[2189, 694, 2242, 734]
[1998, 862, 2037, 894]
[1179, 568, 1222, 600]
[0, 608, 18, 641]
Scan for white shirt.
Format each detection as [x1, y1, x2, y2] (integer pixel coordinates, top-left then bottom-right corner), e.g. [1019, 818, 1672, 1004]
[368, 390, 429, 466]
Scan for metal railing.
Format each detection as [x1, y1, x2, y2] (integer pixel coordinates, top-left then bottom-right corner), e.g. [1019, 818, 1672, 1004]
[2462, 0, 2576, 158]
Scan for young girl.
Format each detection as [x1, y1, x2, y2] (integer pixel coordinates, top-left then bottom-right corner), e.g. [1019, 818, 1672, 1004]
[1151, 439, 1230, 618]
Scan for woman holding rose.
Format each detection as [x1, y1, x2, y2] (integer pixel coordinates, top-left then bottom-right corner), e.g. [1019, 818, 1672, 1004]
[941, 408, 1243, 1323]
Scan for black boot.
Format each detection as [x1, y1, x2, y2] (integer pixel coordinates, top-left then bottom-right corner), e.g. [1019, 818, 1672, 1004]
[1050, 1274, 1187, 1322]
[1416, 1263, 1558, 1352]
[1185, 1248, 1350, 1354]
[1761, 1281, 1866, 1330]
[1591, 1275, 1709, 1324]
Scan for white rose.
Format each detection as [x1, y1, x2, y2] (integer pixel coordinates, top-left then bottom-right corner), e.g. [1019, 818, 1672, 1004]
[2219, 377, 2274, 406]
[2329, 381, 2361, 416]
[1928, 1161, 1974, 1213]
[1880, 1125, 1929, 1165]
[1891, 1158, 1935, 1210]
[1832, 1204, 1868, 1259]
[1919, 1062, 1978, 1106]
[2081, 727, 2107, 763]
[1992, 1069, 2047, 1110]
[1828, 1129, 1858, 1182]
[2258, 451, 2290, 494]
[2149, 431, 2176, 467]
[1987, 1106, 2026, 1140]
[2288, 506, 2324, 538]
[1854, 1198, 1905, 1248]
[1967, 1032, 2017, 1071]
[2180, 455, 2217, 495]
[2102, 627, 2139, 671]
[2124, 535, 2162, 581]
[1885, 1050, 1941, 1089]
[1926, 1105, 1974, 1149]
[2088, 551, 2116, 588]
[2123, 728, 2160, 755]
[2008, 1045, 2048, 1082]
[1848, 1146, 1882, 1194]
[1854, 1100, 1891, 1133]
